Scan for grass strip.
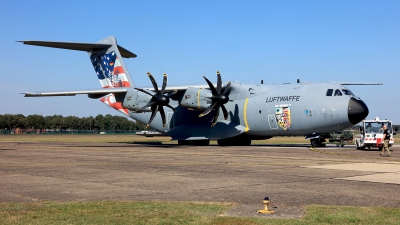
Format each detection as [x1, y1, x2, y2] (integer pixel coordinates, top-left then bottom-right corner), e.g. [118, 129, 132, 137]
[1, 201, 399, 225]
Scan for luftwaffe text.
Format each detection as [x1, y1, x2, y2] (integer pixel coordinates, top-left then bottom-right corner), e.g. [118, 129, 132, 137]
[266, 96, 300, 103]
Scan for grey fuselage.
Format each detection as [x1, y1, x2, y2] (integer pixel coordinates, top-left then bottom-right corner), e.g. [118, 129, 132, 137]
[127, 81, 367, 139]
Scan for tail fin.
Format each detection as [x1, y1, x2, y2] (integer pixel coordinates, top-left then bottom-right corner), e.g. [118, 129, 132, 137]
[18, 36, 136, 88]
[90, 36, 135, 88]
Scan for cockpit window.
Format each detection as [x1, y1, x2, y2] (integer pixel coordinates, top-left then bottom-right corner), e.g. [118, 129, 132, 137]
[342, 89, 353, 96]
[334, 89, 342, 96]
[326, 89, 333, 96]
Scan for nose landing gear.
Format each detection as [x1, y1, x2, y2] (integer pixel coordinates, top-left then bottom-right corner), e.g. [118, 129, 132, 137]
[310, 138, 326, 147]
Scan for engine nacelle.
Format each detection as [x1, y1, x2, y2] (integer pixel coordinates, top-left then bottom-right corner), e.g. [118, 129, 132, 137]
[122, 89, 153, 112]
[179, 87, 212, 110]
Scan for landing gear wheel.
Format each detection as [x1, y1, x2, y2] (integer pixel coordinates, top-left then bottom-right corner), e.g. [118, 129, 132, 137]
[319, 138, 326, 147]
[217, 136, 252, 146]
[195, 140, 210, 146]
[217, 139, 230, 146]
[178, 140, 210, 146]
[178, 140, 189, 145]
[310, 139, 319, 147]
[340, 138, 345, 147]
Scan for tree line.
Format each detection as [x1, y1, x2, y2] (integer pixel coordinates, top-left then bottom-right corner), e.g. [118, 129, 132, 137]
[0, 114, 146, 132]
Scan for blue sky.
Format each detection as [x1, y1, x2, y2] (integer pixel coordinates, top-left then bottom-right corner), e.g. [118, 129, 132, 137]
[2, 0, 399, 123]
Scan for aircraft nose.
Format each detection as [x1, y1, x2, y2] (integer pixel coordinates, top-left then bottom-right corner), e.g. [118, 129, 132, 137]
[348, 97, 369, 124]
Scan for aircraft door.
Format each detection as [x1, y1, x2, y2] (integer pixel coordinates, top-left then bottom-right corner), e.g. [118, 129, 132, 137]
[268, 115, 278, 129]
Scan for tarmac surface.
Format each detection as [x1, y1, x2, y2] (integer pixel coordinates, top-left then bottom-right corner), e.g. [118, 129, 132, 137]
[1, 141, 399, 218]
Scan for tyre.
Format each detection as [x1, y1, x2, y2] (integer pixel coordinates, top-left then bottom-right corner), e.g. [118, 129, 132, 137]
[310, 139, 319, 147]
[195, 140, 210, 146]
[178, 140, 188, 145]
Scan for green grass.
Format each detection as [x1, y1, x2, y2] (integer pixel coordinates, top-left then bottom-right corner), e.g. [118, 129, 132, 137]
[0, 202, 399, 225]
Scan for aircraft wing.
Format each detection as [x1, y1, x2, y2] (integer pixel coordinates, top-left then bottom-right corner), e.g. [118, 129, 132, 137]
[22, 88, 129, 98]
[22, 83, 222, 99]
[340, 82, 383, 85]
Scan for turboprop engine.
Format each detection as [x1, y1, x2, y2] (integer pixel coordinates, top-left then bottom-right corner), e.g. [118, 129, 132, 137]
[122, 88, 154, 112]
[179, 87, 213, 110]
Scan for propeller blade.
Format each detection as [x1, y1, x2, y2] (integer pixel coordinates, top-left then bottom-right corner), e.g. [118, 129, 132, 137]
[166, 105, 175, 111]
[160, 73, 168, 95]
[167, 89, 177, 97]
[222, 81, 231, 95]
[159, 106, 166, 127]
[221, 104, 229, 120]
[203, 76, 218, 96]
[211, 106, 220, 126]
[146, 105, 159, 128]
[134, 88, 154, 97]
[139, 101, 156, 110]
[216, 71, 222, 94]
[199, 102, 217, 117]
[147, 72, 159, 95]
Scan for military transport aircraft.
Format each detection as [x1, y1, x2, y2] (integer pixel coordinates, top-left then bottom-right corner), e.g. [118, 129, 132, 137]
[19, 36, 380, 146]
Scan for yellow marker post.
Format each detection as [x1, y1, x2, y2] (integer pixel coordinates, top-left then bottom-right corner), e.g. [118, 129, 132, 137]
[257, 197, 274, 214]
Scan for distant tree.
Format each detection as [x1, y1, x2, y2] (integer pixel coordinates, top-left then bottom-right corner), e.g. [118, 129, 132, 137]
[26, 114, 45, 131]
[13, 114, 26, 129]
[64, 116, 80, 130]
[0, 113, 148, 132]
[51, 115, 64, 130]
[94, 114, 105, 131]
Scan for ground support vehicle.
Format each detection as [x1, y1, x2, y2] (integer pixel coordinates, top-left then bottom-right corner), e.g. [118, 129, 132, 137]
[328, 130, 354, 147]
[355, 118, 395, 150]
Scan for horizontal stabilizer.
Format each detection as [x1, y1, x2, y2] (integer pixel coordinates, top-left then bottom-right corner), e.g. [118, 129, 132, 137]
[18, 40, 137, 58]
[22, 88, 128, 98]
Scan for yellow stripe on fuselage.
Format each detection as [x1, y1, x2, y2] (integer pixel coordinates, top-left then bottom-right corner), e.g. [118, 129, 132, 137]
[244, 98, 249, 132]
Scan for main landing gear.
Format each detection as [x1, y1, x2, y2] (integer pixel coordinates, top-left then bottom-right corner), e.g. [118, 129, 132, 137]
[178, 140, 210, 146]
[177, 136, 252, 146]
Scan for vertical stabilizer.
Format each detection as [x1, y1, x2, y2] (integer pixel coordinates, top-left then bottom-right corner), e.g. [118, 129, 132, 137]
[18, 36, 136, 116]
[90, 36, 134, 88]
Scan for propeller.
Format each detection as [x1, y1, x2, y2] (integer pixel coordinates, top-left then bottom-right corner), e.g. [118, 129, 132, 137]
[134, 72, 176, 128]
[199, 71, 231, 126]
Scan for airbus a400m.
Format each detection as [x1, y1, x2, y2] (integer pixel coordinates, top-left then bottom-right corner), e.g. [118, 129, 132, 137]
[19, 36, 380, 146]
